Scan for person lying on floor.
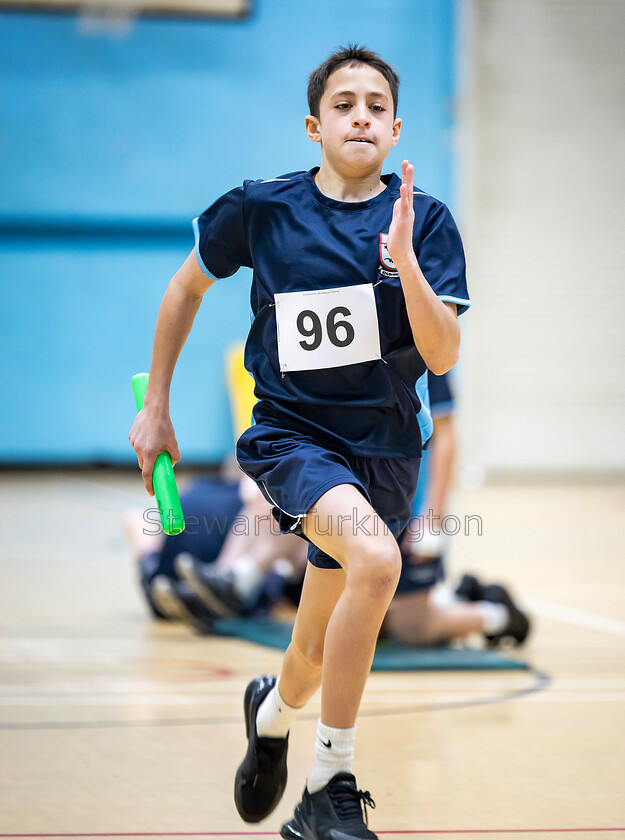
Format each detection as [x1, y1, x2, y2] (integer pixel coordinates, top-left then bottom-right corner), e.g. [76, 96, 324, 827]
[124, 374, 529, 648]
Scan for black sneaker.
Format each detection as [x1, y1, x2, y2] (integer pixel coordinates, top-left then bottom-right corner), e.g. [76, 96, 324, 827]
[482, 583, 531, 647]
[235, 675, 289, 823]
[280, 772, 377, 840]
[454, 573, 486, 602]
[175, 554, 249, 617]
[149, 575, 216, 632]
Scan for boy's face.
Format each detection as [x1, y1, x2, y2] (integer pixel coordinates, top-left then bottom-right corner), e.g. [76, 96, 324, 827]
[306, 63, 401, 178]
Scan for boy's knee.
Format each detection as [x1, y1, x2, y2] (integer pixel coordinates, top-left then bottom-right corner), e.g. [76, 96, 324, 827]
[348, 538, 401, 599]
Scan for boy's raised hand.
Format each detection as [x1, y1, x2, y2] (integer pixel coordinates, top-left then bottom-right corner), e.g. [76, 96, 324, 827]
[128, 408, 181, 496]
[386, 160, 416, 269]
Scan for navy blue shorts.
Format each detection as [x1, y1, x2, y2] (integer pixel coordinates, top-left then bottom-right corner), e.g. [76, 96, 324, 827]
[141, 478, 242, 582]
[237, 422, 421, 570]
[395, 554, 444, 595]
[138, 478, 242, 616]
[428, 370, 454, 418]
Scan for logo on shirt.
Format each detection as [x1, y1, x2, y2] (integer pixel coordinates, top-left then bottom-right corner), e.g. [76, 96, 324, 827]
[379, 233, 398, 277]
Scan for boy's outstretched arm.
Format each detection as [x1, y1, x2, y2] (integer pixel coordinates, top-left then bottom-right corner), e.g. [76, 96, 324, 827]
[386, 160, 460, 375]
[128, 249, 215, 495]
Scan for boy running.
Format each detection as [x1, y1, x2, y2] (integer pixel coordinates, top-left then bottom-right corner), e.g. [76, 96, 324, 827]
[129, 45, 469, 839]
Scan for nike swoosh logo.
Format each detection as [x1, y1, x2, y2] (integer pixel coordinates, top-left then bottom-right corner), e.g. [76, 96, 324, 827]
[319, 737, 332, 749]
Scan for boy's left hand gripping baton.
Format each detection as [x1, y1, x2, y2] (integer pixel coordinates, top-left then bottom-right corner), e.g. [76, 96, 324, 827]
[131, 373, 185, 536]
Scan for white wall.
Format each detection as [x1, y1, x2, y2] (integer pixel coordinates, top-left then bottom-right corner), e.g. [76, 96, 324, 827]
[459, 0, 625, 474]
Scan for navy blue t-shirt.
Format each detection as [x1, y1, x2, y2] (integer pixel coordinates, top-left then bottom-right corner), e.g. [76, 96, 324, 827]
[194, 168, 469, 459]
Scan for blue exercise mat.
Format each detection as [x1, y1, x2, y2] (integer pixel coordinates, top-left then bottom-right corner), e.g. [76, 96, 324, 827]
[214, 617, 528, 671]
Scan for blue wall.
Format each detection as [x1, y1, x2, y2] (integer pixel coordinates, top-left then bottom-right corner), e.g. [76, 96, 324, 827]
[0, 0, 458, 463]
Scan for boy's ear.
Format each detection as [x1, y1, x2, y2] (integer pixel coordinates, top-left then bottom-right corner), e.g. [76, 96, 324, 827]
[305, 115, 322, 143]
[391, 117, 402, 147]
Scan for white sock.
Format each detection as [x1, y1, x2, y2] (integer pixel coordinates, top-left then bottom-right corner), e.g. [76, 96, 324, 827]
[404, 528, 446, 558]
[431, 584, 455, 607]
[255, 678, 300, 738]
[306, 720, 356, 794]
[476, 600, 509, 635]
[231, 555, 264, 602]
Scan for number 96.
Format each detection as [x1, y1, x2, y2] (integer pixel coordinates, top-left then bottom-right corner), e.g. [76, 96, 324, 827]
[297, 306, 355, 351]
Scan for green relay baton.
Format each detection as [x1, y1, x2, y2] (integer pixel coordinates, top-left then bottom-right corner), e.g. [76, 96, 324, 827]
[131, 373, 185, 536]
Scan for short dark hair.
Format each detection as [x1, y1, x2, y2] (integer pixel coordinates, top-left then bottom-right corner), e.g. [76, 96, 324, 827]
[308, 44, 400, 119]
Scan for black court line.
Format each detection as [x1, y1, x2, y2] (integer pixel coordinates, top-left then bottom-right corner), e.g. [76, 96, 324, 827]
[0, 667, 550, 731]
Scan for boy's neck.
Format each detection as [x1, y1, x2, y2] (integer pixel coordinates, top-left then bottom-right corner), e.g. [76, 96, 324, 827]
[313, 164, 386, 203]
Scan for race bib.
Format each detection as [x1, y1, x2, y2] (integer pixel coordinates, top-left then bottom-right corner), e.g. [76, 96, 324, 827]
[275, 283, 381, 373]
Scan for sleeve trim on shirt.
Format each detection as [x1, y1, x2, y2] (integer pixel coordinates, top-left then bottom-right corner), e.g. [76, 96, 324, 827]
[431, 400, 455, 419]
[438, 294, 471, 313]
[192, 216, 219, 281]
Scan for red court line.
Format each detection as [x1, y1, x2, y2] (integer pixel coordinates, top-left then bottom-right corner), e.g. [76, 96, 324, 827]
[1, 830, 624, 837]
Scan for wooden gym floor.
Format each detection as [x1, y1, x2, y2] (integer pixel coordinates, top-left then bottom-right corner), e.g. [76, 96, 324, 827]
[0, 471, 624, 839]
